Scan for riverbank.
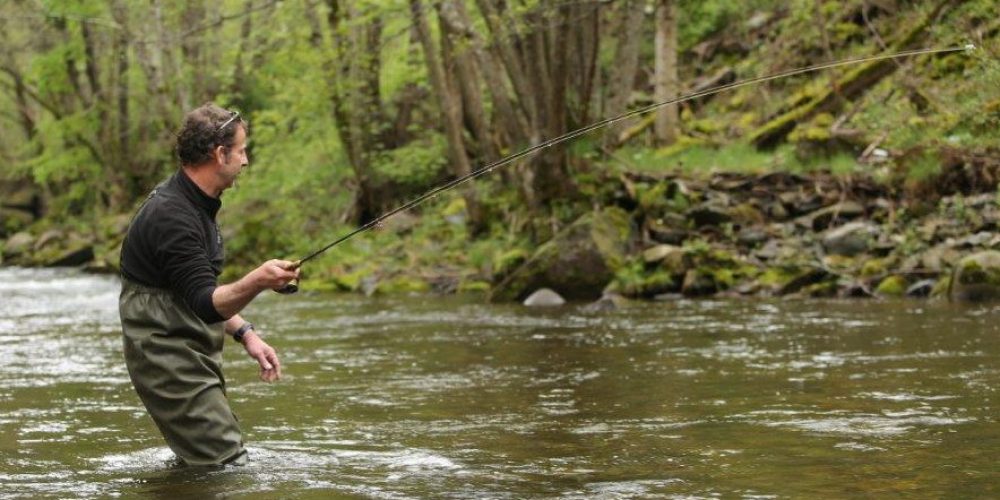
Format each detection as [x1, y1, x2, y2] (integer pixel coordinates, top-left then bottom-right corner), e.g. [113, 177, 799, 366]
[4, 147, 1000, 304]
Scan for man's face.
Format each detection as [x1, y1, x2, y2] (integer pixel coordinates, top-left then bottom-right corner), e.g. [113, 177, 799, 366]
[216, 125, 249, 191]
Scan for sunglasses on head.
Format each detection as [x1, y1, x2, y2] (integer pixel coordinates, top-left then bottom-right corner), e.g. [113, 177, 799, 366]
[218, 110, 240, 131]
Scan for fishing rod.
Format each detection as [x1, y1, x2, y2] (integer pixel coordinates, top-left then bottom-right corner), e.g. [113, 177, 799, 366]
[276, 44, 974, 294]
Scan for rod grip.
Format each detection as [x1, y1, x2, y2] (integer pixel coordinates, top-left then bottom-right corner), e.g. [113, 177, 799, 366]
[275, 260, 302, 295]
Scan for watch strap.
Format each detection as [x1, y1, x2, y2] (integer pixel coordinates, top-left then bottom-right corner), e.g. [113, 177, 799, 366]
[233, 322, 254, 342]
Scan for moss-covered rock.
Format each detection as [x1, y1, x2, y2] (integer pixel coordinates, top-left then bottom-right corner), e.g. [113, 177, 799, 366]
[930, 276, 950, 298]
[635, 181, 670, 215]
[489, 208, 632, 302]
[875, 275, 907, 297]
[949, 251, 1000, 302]
[2, 231, 34, 262]
[771, 267, 832, 296]
[492, 247, 530, 282]
[642, 244, 689, 276]
[859, 257, 887, 278]
[822, 222, 879, 257]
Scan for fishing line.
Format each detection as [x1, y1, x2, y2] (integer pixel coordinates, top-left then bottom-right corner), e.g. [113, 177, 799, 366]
[277, 44, 974, 293]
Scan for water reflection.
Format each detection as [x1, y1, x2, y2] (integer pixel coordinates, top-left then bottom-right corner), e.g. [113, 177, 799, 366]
[0, 267, 998, 498]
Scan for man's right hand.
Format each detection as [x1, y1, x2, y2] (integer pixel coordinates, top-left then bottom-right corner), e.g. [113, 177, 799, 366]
[252, 259, 300, 292]
[213, 259, 302, 319]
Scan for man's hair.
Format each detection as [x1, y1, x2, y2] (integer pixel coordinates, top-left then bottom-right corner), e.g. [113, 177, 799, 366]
[175, 103, 248, 166]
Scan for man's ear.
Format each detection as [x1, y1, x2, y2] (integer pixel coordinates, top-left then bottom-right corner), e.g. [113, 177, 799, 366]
[214, 145, 226, 164]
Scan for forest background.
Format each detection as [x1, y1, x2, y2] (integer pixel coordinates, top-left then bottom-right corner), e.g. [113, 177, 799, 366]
[0, 0, 998, 299]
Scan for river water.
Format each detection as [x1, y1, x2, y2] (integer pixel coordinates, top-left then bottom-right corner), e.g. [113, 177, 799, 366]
[0, 267, 997, 498]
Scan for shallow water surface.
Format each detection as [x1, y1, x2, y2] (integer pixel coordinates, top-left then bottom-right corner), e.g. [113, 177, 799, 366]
[0, 267, 998, 498]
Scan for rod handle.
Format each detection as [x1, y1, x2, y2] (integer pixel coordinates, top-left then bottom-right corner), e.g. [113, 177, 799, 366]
[275, 260, 302, 295]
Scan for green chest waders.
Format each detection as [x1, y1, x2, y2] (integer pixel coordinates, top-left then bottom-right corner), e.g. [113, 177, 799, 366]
[119, 279, 247, 466]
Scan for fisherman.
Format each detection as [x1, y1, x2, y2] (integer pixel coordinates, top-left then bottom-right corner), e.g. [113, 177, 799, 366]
[118, 103, 299, 466]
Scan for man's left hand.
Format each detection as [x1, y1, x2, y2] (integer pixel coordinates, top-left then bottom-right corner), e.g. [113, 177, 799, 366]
[242, 331, 282, 382]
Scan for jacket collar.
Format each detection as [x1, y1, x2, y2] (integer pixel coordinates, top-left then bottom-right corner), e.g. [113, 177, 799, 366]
[172, 169, 222, 219]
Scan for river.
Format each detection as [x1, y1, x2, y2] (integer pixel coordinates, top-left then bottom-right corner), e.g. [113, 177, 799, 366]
[0, 267, 997, 498]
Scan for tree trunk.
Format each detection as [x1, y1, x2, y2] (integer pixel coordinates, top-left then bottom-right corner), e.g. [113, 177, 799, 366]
[474, 0, 539, 131]
[0, 22, 37, 144]
[312, 0, 372, 223]
[151, 0, 189, 113]
[438, 0, 497, 160]
[533, 5, 575, 205]
[569, 1, 601, 127]
[605, 0, 645, 145]
[181, 0, 207, 103]
[108, 0, 131, 211]
[409, 0, 484, 235]
[654, 0, 679, 146]
[80, 23, 101, 106]
[230, 0, 255, 105]
[467, 20, 526, 148]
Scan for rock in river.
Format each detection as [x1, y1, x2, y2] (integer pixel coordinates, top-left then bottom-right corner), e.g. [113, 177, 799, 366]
[489, 208, 631, 302]
[523, 288, 566, 307]
[949, 251, 1000, 302]
[822, 222, 879, 257]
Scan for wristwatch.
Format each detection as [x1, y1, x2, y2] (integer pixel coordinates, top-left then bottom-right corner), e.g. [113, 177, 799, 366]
[233, 322, 255, 343]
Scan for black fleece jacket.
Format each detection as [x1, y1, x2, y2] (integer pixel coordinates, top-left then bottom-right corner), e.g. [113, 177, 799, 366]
[120, 170, 226, 324]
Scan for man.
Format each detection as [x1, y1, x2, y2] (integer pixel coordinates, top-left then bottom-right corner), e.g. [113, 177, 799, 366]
[118, 103, 299, 466]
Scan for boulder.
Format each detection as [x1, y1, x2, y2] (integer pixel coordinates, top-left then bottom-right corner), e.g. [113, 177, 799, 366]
[728, 203, 766, 226]
[645, 218, 687, 245]
[489, 208, 631, 302]
[918, 243, 963, 273]
[778, 268, 831, 296]
[875, 275, 907, 297]
[949, 251, 1000, 302]
[687, 201, 732, 227]
[822, 222, 879, 256]
[736, 226, 769, 247]
[33, 229, 65, 252]
[523, 288, 566, 307]
[954, 231, 994, 249]
[764, 201, 789, 220]
[641, 244, 688, 275]
[642, 244, 680, 264]
[905, 279, 937, 298]
[803, 201, 865, 231]
[46, 245, 95, 267]
[2, 231, 34, 258]
[778, 191, 824, 217]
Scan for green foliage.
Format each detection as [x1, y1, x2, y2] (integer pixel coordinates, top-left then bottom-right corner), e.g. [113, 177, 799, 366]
[908, 153, 942, 182]
[676, 0, 782, 50]
[611, 257, 675, 298]
[1, 0, 998, 297]
[373, 134, 448, 186]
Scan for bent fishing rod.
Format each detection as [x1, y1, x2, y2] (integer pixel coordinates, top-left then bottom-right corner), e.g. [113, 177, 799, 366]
[276, 44, 974, 294]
